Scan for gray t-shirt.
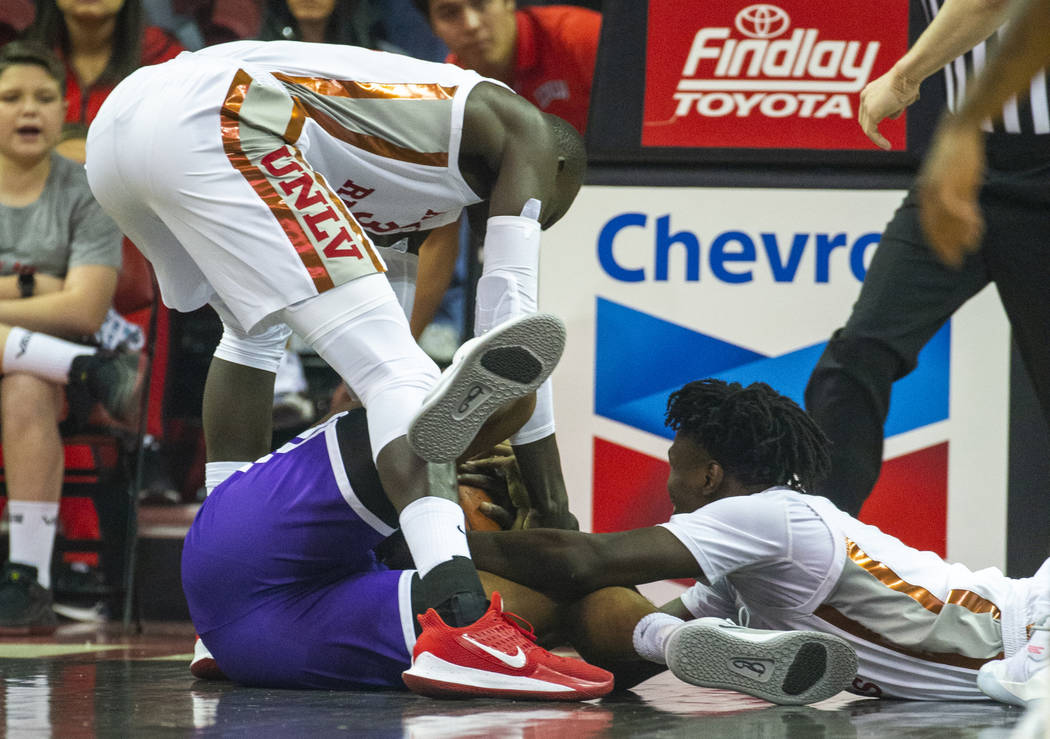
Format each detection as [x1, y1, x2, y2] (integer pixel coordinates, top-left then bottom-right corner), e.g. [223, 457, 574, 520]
[0, 154, 122, 278]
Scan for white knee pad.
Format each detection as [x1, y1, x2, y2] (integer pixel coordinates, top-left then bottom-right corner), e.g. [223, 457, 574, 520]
[282, 275, 440, 459]
[213, 320, 291, 373]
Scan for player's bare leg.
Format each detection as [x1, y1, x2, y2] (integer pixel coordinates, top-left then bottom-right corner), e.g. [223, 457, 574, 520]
[203, 358, 275, 464]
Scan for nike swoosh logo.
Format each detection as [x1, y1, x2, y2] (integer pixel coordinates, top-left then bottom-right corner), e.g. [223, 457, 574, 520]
[461, 635, 527, 668]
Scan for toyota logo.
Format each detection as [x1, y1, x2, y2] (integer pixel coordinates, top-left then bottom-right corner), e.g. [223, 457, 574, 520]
[735, 4, 791, 39]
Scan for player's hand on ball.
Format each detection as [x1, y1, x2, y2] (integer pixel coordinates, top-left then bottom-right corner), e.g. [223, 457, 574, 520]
[458, 447, 528, 529]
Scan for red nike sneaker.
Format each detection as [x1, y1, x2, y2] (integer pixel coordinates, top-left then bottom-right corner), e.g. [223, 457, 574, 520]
[402, 592, 614, 700]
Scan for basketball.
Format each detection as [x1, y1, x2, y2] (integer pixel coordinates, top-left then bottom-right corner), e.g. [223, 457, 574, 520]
[458, 485, 502, 531]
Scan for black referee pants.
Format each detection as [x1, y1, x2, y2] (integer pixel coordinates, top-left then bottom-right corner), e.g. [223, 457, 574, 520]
[805, 146, 1050, 516]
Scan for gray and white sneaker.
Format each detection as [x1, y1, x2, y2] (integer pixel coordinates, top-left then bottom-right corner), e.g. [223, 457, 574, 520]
[408, 313, 566, 463]
[665, 618, 858, 706]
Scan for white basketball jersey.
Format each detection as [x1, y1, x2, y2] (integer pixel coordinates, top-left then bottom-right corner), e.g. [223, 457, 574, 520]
[199, 40, 490, 234]
[661, 488, 1040, 700]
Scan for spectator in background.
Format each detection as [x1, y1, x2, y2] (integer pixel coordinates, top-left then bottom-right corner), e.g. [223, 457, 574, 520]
[258, 0, 381, 47]
[0, 43, 136, 634]
[24, 0, 184, 163]
[415, 0, 601, 134]
[0, 0, 35, 47]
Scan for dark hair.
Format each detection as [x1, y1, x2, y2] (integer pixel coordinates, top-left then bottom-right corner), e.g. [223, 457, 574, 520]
[26, 0, 144, 85]
[259, 0, 377, 46]
[0, 41, 67, 92]
[665, 378, 831, 493]
[411, 0, 430, 19]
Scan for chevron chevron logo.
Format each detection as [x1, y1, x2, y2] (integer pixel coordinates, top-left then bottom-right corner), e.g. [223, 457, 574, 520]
[594, 297, 949, 439]
[592, 297, 951, 553]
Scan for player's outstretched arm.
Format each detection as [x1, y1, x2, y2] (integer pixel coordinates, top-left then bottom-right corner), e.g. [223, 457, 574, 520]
[467, 526, 701, 599]
[859, 0, 1011, 148]
[460, 82, 563, 224]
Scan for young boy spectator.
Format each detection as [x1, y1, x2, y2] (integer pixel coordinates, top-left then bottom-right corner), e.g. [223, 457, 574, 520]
[0, 42, 137, 634]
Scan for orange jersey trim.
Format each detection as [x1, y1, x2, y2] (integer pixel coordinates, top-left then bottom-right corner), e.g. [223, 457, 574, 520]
[220, 69, 335, 292]
[273, 74, 458, 102]
[273, 73, 452, 167]
[845, 539, 1003, 620]
[815, 604, 1001, 670]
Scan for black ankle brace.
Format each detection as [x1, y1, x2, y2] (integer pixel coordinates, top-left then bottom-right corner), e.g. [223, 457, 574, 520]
[419, 556, 488, 627]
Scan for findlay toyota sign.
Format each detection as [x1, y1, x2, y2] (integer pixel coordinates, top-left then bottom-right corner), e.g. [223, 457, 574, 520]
[642, 1, 909, 150]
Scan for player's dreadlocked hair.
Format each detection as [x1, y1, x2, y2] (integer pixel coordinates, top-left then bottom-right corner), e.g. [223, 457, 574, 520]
[665, 379, 831, 493]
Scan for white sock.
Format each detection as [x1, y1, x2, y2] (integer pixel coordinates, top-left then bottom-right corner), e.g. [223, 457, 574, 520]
[204, 461, 247, 495]
[2, 327, 95, 384]
[8, 500, 60, 589]
[398, 496, 471, 577]
[633, 611, 686, 664]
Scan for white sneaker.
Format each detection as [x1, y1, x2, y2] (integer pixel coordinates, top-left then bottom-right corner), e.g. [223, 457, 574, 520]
[190, 635, 228, 681]
[407, 313, 566, 463]
[665, 617, 858, 706]
[978, 618, 1048, 707]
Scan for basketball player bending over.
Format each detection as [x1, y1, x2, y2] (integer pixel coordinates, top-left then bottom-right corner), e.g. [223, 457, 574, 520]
[86, 40, 585, 697]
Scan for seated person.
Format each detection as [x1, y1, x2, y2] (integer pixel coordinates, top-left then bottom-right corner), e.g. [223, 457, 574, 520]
[0, 42, 139, 635]
[466, 379, 1050, 706]
[184, 399, 857, 704]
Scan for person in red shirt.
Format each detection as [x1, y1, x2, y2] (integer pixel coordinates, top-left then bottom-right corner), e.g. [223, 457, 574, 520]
[415, 0, 600, 135]
[24, 0, 184, 163]
[404, 0, 601, 333]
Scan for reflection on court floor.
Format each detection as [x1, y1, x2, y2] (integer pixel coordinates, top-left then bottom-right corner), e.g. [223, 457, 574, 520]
[0, 622, 1033, 737]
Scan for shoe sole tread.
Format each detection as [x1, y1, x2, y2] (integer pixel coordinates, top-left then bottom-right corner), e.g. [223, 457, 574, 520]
[666, 623, 857, 706]
[408, 314, 566, 463]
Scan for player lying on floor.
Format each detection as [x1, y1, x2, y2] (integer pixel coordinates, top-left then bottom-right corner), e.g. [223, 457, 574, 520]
[465, 378, 1050, 705]
[183, 400, 858, 704]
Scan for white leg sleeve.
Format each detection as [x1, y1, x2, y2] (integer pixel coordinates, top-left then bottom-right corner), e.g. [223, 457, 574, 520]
[475, 213, 555, 444]
[281, 274, 440, 459]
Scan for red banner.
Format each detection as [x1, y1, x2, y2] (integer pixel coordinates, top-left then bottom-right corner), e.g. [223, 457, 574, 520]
[643, 1, 909, 150]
